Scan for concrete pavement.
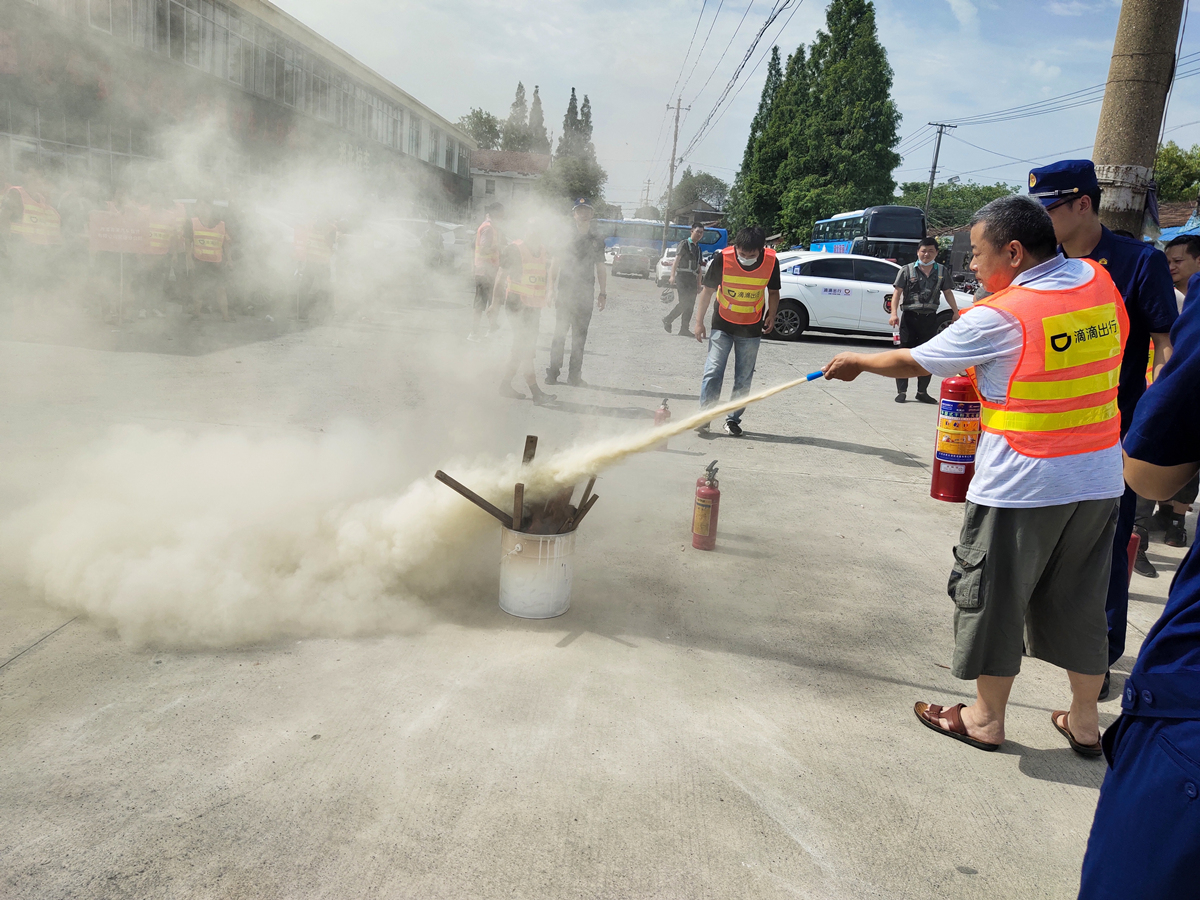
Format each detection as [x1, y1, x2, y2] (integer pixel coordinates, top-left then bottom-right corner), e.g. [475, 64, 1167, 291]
[0, 271, 1180, 899]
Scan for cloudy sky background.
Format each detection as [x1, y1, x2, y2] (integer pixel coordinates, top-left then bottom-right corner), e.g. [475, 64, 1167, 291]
[277, 0, 1200, 212]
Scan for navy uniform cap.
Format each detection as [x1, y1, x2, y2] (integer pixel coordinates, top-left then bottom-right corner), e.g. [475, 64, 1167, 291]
[1028, 159, 1099, 207]
[573, 198, 593, 210]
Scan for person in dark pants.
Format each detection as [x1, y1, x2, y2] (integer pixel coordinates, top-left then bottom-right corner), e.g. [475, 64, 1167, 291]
[663, 224, 705, 335]
[889, 237, 959, 403]
[546, 199, 607, 387]
[1034, 159, 1178, 700]
[1077, 294, 1200, 900]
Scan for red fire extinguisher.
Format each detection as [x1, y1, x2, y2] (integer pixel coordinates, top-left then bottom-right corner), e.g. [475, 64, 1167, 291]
[693, 460, 720, 550]
[931, 376, 981, 502]
[654, 398, 672, 451]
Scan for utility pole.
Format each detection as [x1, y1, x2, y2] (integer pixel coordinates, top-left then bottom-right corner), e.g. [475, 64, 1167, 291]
[661, 98, 686, 252]
[923, 123, 956, 219]
[1093, 0, 1186, 235]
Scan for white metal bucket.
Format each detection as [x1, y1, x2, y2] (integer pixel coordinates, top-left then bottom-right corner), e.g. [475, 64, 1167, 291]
[498, 527, 575, 619]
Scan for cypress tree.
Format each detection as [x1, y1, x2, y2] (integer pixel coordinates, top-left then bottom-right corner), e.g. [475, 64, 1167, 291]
[501, 82, 531, 152]
[579, 94, 596, 162]
[775, 0, 900, 244]
[528, 86, 551, 154]
[556, 88, 580, 158]
[732, 45, 809, 233]
[740, 46, 783, 175]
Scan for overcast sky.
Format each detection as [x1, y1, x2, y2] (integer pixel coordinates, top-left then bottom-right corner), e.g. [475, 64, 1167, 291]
[276, 0, 1200, 212]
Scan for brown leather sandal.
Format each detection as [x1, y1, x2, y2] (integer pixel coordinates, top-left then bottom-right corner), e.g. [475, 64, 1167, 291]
[914, 701, 1001, 752]
[1051, 710, 1103, 757]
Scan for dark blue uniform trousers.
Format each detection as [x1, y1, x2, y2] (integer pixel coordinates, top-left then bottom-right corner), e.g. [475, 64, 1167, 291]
[1078, 716, 1200, 899]
[1104, 484, 1138, 667]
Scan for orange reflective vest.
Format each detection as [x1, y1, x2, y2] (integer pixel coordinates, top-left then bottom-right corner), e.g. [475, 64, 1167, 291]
[294, 222, 335, 265]
[966, 259, 1128, 459]
[8, 187, 61, 245]
[506, 240, 549, 308]
[191, 218, 226, 263]
[144, 206, 174, 256]
[716, 246, 775, 325]
[475, 218, 502, 275]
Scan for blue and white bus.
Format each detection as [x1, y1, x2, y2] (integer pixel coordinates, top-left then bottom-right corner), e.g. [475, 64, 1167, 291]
[595, 218, 728, 257]
[808, 205, 926, 265]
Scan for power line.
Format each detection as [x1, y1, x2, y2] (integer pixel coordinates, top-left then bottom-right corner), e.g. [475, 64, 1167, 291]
[694, 0, 808, 150]
[668, 0, 711, 104]
[680, 0, 726, 97]
[687, 0, 757, 110]
[678, 0, 801, 163]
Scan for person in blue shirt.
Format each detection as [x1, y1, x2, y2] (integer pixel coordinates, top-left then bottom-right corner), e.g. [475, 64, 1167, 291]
[1077, 295, 1200, 900]
[1030, 160, 1178, 699]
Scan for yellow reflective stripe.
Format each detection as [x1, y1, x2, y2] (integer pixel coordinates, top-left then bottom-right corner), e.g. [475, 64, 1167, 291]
[981, 400, 1117, 433]
[1008, 367, 1120, 400]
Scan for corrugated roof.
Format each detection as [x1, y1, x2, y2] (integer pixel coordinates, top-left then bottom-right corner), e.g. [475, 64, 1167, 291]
[470, 151, 553, 176]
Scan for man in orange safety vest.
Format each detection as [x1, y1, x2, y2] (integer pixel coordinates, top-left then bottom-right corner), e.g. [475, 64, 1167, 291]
[824, 195, 1127, 758]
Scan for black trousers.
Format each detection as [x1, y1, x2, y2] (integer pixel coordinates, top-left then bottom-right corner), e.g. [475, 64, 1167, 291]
[664, 283, 699, 334]
[548, 297, 594, 380]
[896, 310, 939, 395]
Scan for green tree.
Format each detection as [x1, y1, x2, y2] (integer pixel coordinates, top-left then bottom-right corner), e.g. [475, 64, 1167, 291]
[774, 0, 900, 245]
[1155, 141, 1200, 202]
[660, 167, 730, 216]
[528, 86, 551, 154]
[556, 88, 581, 158]
[542, 88, 607, 206]
[456, 108, 501, 150]
[501, 82, 531, 152]
[895, 180, 1017, 230]
[727, 46, 784, 231]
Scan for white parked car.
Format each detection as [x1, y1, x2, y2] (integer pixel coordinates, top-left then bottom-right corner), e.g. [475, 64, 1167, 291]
[771, 252, 973, 341]
[655, 246, 677, 285]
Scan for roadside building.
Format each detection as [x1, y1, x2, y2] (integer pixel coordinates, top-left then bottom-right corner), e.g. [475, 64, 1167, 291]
[469, 150, 551, 215]
[0, 0, 475, 217]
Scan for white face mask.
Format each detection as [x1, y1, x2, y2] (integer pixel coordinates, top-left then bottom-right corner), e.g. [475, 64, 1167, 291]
[736, 253, 758, 267]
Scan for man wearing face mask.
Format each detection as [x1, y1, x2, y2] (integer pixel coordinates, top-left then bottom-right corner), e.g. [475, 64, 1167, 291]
[890, 236, 960, 403]
[692, 226, 780, 436]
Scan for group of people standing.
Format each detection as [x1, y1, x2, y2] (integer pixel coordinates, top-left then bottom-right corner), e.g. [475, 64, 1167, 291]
[823, 158, 1200, 898]
[1, 159, 235, 322]
[469, 199, 607, 403]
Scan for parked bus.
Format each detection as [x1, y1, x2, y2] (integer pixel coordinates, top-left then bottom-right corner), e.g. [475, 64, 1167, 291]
[808, 205, 926, 265]
[595, 218, 728, 257]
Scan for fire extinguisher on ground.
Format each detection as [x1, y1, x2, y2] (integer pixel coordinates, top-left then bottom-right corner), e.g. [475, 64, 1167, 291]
[931, 376, 981, 503]
[655, 399, 671, 451]
[693, 460, 720, 550]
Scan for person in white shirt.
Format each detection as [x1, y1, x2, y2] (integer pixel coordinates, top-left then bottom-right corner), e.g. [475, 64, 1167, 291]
[823, 196, 1127, 756]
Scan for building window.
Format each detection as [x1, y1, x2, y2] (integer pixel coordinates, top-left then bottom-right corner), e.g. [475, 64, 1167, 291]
[458, 144, 470, 177]
[89, 0, 113, 34]
[445, 138, 454, 171]
[408, 115, 421, 157]
[485, 179, 496, 195]
[427, 128, 439, 165]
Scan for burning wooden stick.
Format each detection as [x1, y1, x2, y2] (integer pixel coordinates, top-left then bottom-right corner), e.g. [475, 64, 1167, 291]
[513, 483, 524, 533]
[560, 493, 599, 533]
[434, 470, 514, 529]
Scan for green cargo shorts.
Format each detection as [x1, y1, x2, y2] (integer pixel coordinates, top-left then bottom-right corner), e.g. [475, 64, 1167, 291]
[948, 498, 1118, 680]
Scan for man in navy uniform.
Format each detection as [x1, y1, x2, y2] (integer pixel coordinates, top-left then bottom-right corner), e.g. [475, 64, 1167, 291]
[1030, 160, 1178, 699]
[1077, 296, 1200, 899]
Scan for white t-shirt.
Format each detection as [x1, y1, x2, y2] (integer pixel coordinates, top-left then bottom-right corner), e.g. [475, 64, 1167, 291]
[910, 255, 1125, 509]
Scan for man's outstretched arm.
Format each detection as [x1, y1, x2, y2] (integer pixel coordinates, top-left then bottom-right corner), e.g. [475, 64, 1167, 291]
[823, 349, 931, 381]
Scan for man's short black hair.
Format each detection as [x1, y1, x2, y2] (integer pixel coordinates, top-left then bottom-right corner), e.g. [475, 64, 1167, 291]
[690, 223, 705, 232]
[970, 195, 1058, 261]
[1167, 234, 1200, 258]
[918, 237, 939, 251]
[733, 225, 766, 252]
[1059, 187, 1102, 216]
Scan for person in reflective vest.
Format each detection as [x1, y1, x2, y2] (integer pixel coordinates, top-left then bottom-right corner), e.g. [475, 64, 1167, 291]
[489, 218, 555, 404]
[294, 217, 337, 321]
[470, 202, 505, 340]
[691, 226, 780, 435]
[184, 199, 230, 321]
[1, 160, 63, 312]
[824, 196, 1127, 755]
